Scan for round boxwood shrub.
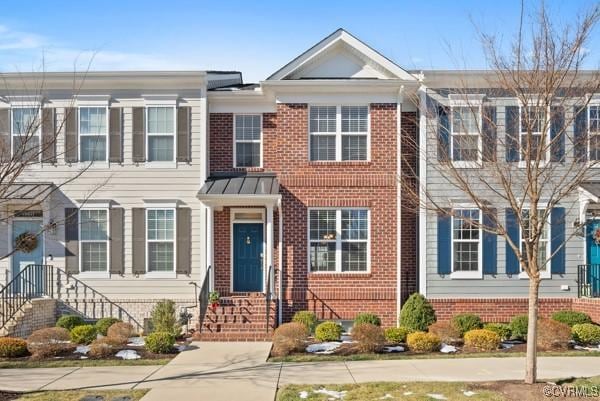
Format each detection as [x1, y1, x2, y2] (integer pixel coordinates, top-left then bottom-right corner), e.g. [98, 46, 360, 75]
[483, 323, 511, 341]
[95, 318, 122, 336]
[56, 315, 85, 331]
[406, 331, 441, 352]
[70, 325, 97, 345]
[145, 332, 176, 354]
[551, 311, 592, 327]
[509, 315, 529, 340]
[572, 323, 600, 345]
[451, 313, 483, 336]
[292, 311, 318, 333]
[384, 327, 413, 344]
[399, 293, 436, 332]
[464, 329, 501, 351]
[354, 313, 381, 327]
[0, 337, 28, 357]
[315, 321, 342, 342]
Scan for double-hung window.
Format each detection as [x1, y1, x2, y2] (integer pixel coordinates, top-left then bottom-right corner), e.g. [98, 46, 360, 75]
[520, 208, 551, 278]
[309, 208, 369, 272]
[146, 209, 175, 272]
[520, 106, 548, 162]
[451, 209, 481, 278]
[79, 209, 109, 273]
[79, 107, 108, 162]
[451, 106, 481, 163]
[234, 114, 262, 167]
[309, 105, 369, 161]
[589, 105, 600, 161]
[147, 107, 175, 162]
[12, 107, 40, 161]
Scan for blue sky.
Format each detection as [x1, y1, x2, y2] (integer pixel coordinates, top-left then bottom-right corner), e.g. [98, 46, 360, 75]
[0, 0, 597, 82]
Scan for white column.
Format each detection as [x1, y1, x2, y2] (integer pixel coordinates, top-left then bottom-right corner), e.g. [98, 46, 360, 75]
[206, 205, 214, 291]
[265, 204, 274, 294]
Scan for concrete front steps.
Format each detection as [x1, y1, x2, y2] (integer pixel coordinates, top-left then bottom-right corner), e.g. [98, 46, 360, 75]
[195, 296, 277, 341]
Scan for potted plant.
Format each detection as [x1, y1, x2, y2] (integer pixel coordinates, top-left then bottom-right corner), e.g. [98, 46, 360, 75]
[209, 291, 220, 310]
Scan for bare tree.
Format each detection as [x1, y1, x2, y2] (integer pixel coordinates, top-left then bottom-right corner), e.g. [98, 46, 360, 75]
[402, 3, 600, 383]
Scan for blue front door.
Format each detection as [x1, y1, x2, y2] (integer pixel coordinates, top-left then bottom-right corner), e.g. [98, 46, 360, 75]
[11, 219, 44, 294]
[586, 220, 600, 295]
[233, 223, 263, 292]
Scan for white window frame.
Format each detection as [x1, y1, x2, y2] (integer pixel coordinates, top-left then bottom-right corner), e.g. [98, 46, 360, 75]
[308, 105, 370, 162]
[11, 106, 41, 162]
[518, 207, 552, 279]
[145, 207, 177, 278]
[449, 104, 482, 168]
[78, 106, 109, 163]
[78, 207, 110, 278]
[588, 103, 600, 163]
[145, 106, 177, 165]
[307, 207, 370, 274]
[450, 207, 483, 279]
[518, 104, 550, 166]
[233, 114, 263, 168]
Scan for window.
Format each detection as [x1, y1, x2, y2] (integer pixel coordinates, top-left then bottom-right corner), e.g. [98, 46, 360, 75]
[520, 208, 551, 277]
[12, 108, 40, 160]
[520, 106, 548, 161]
[451, 106, 480, 162]
[147, 107, 175, 162]
[234, 114, 262, 167]
[451, 209, 481, 276]
[589, 105, 600, 160]
[309, 105, 368, 161]
[146, 209, 175, 272]
[309, 208, 369, 272]
[79, 209, 108, 272]
[79, 107, 107, 162]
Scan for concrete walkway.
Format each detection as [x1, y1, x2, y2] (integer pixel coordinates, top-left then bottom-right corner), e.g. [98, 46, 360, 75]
[2, 343, 600, 401]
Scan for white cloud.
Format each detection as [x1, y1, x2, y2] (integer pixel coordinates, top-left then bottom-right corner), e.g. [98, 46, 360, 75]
[0, 24, 46, 50]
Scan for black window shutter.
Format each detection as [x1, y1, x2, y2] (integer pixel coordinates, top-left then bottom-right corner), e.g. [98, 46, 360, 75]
[132, 108, 145, 163]
[550, 207, 566, 275]
[505, 208, 520, 275]
[64, 108, 78, 163]
[109, 207, 124, 275]
[176, 107, 191, 163]
[109, 108, 123, 163]
[132, 208, 146, 275]
[176, 207, 192, 275]
[41, 108, 56, 163]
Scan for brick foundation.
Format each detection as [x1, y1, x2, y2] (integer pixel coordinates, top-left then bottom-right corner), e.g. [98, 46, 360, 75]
[572, 298, 600, 323]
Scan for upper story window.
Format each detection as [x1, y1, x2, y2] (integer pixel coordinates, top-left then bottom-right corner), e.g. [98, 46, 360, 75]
[589, 105, 600, 160]
[451, 208, 481, 277]
[146, 208, 175, 272]
[451, 107, 481, 162]
[234, 114, 262, 167]
[520, 106, 548, 161]
[309, 105, 369, 161]
[79, 209, 108, 272]
[79, 107, 107, 162]
[147, 107, 175, 162]
[520, 208, 551, 278]
[12, 107, 40, 161]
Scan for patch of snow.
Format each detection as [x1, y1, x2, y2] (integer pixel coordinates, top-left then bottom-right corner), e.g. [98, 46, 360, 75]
[175, 344, 188, 352]
[463, 391, 476, 397]
[306, 342, 342, 354]
[299, 391, 309, 399]
[127, 337, 145, 347]
[383, 345, 404, 353]
[115, 350, 141, 360]
[426, 394, 447, 400]
[314, 388, 347, 399]
[500, 342, 514, 349]
[340, 334, 352, 342]
[440, 344, 456, 353]
[79, 356, 88, 359]
[403, 392, 413, 395]
[502, 339, 524, 344]
[380, 394, 394, 399]
[74, 345, 90, 354]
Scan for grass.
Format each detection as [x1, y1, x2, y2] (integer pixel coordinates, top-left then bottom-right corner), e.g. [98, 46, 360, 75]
[16, 389, 149, 401]
[0, 358, 171, 369]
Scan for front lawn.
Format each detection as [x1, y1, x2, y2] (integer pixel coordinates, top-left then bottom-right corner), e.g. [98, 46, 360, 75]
[0, 358, 171, 369]
[14, 389, 148, 401]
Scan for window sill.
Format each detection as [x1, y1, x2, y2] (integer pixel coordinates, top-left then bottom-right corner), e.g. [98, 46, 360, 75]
[518, 161, 548, 169]
[233, 166, 264, 171]
[145, 271, 177, 279]
[308, 161, 371, 166]
[451, 161, 482, 169]
[518, 272, 551, 280]
[77, 162, 110, 170]
[308, 271, 371, 278]
[77, 271, 110, 279]
[145, 161, 177, 169]
[450, 271, 483, 279]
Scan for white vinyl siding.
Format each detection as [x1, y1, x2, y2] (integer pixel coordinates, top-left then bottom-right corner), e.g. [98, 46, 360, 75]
[451, 106, 480, 163]
[79, 107, 108, 162]
[146, 208, 175, 272]
[146, 107, 175, 162]
[79, 209, 109, 272]
[12, 107, 40, 161]
[589, 105, 600, 161]
[451, 209, 481, 278]
[234, 114, 262, 167]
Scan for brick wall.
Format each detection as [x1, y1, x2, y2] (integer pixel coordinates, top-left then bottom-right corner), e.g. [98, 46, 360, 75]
[572, 298, 600, 323]
[3, 299, 57, 338]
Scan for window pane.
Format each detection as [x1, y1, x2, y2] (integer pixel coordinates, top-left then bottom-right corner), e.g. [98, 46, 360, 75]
[341, 106, 368, 132]
[452, 135, 479, 161]
[310, 135, 335, 161]
[341, 209, 368, 240]
[520, 133, 545, 160]
[521, 106, 545, 133]
[148, 242, 174, 272]
[12, 108, 38, 135]
[80, 210, 108, 241]
[148, 136, 174, 162]
[147, 107, 174, 134]
[235, 115, 261, 140]
[310, 242, 336, 272]
[454, 242, 479, 271]
[80, 108, 106, 135]
[12, 136, 39, 160]
[452, 107, 478, 133]
[590, 106, 600, 133]
[590, 134, 600, 161]
[81, 242, 107, 272]
[309, 106, 336, 133]
[309, 210, 336, 240]
[342, 135, 367, 160]
[147, 209, 175, 240]
[236, 143, 260, 167]
[453, 210, 480, 240]
[80, 136, 106, 161]
[342, 242, 367, 271]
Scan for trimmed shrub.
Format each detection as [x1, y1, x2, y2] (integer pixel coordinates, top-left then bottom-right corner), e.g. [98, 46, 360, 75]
[95, 318, 122, 336]
[271, 322, 309, 357]
[145, 332, 176, 354]
[464, 329, 501, 351]
[399, 293, 436, 332]
[354, 313, 381, 327]
[451, 313, 483, 336]
[107, 322, 135, 344]
[150, 300, 181, 337]
[384, 327, 413, 344]
[352, 323, 386, 353]
[427, 321, 461, 344]
[70, 325, 97, 345]
[292, 311, 318, 333]
[406, 331, 441, 352]
[56, 315, 85, 331]
[572, 323, 600, 345]
[537, 319, 571, 350]
[0, 337, 28, 358]
[509, 315, 529, 340]
[315, 321, 342, 342]
[483, 323, 511, 341]
[551, 311, 592, 327]
[89, 337, 121, 358]
[27, 327, 74, 358]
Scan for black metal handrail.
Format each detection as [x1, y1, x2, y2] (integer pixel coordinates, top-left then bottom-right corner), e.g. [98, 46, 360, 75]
[578, 264, 600, 298]
[198, 265, 212, 333]
[266, 265, 273, 333]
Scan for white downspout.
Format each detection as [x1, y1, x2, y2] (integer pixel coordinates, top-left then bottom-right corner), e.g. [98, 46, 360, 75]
[396, 86, 404, 326]
[278, 198, 283, 325]
[418, 85, 428, 296]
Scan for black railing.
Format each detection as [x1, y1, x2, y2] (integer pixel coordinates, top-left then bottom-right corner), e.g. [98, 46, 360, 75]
[266, 265, 273, 333]
[0, 264, 53, 330]
[198, 265, 212, 333]
[578, 264, 600, 298]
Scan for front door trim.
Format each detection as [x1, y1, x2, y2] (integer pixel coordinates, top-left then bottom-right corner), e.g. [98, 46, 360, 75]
[230, 208, 265, 293]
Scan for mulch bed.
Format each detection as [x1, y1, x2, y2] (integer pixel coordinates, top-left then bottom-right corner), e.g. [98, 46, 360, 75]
[0, 392, 20, 401]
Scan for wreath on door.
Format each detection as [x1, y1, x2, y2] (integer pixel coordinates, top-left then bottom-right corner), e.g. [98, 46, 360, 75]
[15, 232, 38, 253]
[593, 228, 600, 246]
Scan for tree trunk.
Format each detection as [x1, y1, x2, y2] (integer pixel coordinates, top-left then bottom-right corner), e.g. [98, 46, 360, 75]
[525, 277, 541, 384]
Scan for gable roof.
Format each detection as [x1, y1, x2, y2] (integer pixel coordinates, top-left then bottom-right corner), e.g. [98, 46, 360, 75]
[267, 28, 416, 81]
